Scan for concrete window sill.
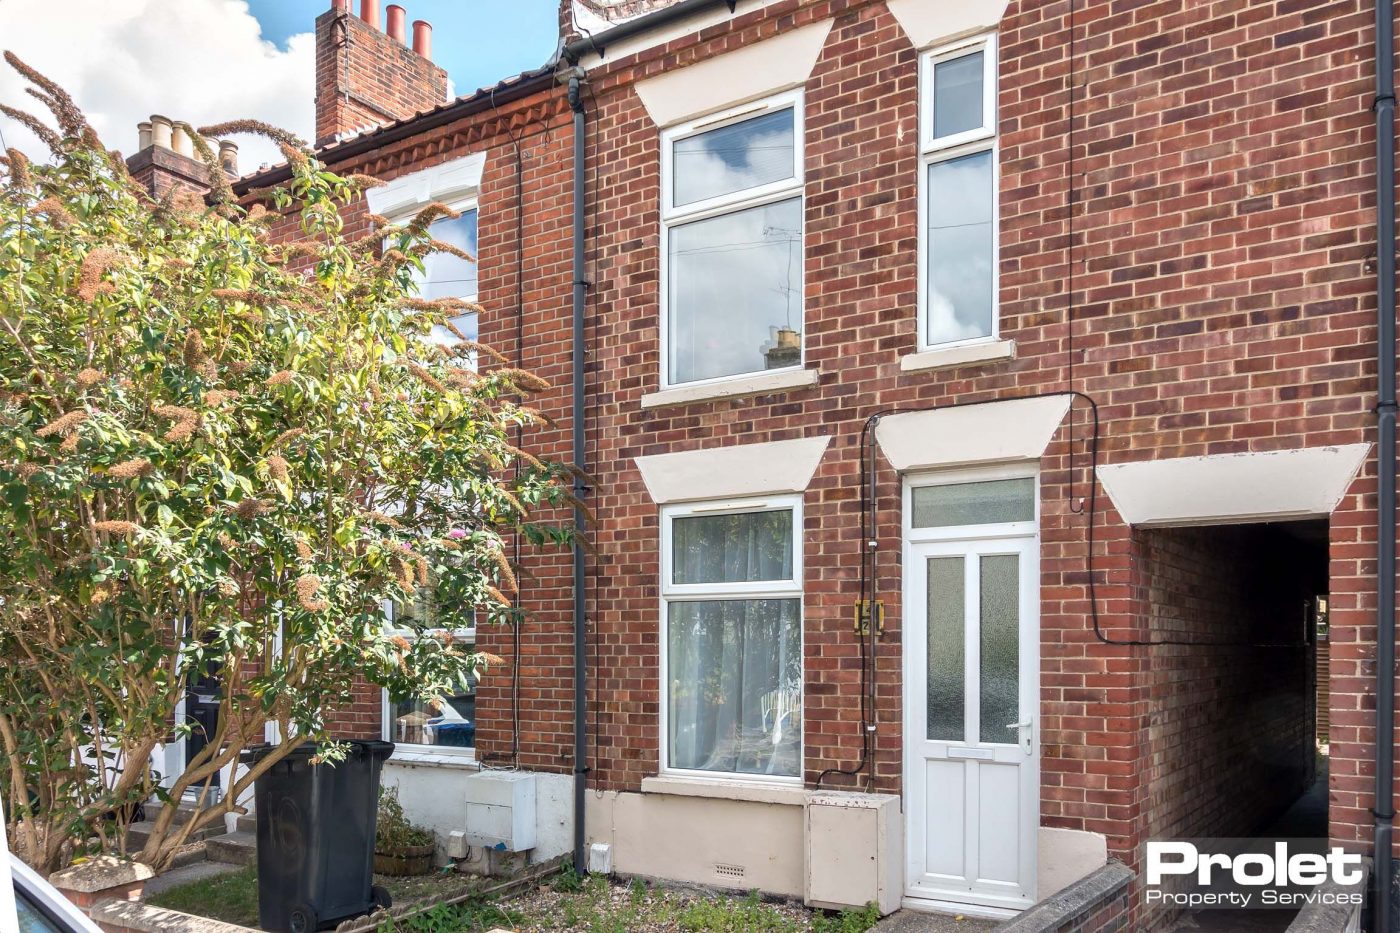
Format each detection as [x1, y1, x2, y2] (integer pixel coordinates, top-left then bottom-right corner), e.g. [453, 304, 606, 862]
[640, 775, 808, 806]
[640, 368, 820, 409]
[900, 339, 1015, 373]
[387, 749, 480, 770]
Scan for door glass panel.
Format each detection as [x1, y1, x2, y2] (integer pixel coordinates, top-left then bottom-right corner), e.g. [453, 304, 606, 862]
[927, 556, 965, 741]
[912, 478, 1034, 528]
[979, 554, 1020, 743]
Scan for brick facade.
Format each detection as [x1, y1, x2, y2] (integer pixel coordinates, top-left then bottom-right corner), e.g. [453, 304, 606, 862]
[313, 6, 448, 146]
[235, 0, 1395, 927]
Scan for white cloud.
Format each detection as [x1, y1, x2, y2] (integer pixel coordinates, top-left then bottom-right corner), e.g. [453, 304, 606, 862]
[0, 0, 314, 174]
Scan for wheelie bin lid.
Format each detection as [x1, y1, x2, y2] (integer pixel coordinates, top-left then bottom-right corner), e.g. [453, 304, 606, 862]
[239, 739, 395, 765]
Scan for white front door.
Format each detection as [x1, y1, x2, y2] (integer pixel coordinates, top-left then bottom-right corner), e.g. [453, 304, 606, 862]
[903, 475, 1039, 912]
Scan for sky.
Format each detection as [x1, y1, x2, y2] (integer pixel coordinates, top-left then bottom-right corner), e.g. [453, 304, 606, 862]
[0, 0, 560, 171]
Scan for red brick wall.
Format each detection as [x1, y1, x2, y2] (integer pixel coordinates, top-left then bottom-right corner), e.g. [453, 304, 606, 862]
[314, 8, 448, 146]
[249, 0, 1397, 924]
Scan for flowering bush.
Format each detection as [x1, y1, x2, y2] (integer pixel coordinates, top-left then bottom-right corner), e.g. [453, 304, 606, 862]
[0, 55, 575, 871]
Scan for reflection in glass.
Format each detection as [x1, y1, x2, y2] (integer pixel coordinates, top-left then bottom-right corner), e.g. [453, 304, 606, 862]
[926, 151, 993, 345]
[669, 197, 803, 384]
[927, 557, 965, 742]
[417, 210, 478, 301]
[668, 598, 802, 777]
[673, 108, 796, 207]
[672, 509, 794, 585]
[933, 51, 985, 139]
[980, 554, 1020, 743]
[912, 478, 1035, 529]
[392, 676, 476, 749]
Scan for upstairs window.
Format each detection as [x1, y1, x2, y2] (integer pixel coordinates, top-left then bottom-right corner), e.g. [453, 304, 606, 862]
[661, 91, 805, 387]
[390, 202, 480, 360]
[920, 35, 998, 349]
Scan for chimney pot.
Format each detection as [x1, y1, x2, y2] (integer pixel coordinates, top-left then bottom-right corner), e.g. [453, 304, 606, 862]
[412, 20, 432, 59]
[386, 5, 407, 42]
[360, 0, 380, 29]
[332, 0, 350, 10]
[170, 124, 194, 158]
[137, 121, 153, 151]
[218, 140, 239, 176]
[149, 115, 173, 150]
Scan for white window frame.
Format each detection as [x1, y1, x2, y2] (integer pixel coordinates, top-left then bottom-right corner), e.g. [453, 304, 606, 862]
[917, 32, 1000, 352]
[659, 90, 807, 391]
[380, 601, 479, 762]
[658, 494, 805, 786]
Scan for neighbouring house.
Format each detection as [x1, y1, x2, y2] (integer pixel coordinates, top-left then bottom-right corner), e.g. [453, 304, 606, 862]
[129, 0, 1398, 929]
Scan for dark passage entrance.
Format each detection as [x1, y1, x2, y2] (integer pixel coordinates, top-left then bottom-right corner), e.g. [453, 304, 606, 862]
[1134, 520, 1329, 933]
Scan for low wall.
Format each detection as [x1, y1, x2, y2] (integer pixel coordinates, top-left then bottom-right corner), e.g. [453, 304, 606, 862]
[993, 862, 1133, 933]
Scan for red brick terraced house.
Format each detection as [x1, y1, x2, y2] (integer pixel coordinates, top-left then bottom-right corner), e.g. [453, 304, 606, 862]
[121, 0, 1400, 928]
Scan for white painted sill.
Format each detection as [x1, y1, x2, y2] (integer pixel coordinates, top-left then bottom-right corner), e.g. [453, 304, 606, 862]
[900, 339, 1015, 373]
[387, 748, 481, 770]
[640, 367, 820, 409]
[640, 775, 808, 806]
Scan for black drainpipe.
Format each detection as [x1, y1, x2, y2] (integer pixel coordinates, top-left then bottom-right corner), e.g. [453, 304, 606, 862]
[567, 71, 590, 875]
[1376, 0, 1397, 926]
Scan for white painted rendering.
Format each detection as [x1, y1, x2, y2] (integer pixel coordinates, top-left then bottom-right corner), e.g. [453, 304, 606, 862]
[900, 339, 1015, 373]
[1037, 827, 1108, 898]
[640, 365, 819, 408]
[875, 394, 1071, 473]
[586, 787, 806, 897]
[632, 19, 834, 127]
[1095, 443, 1371, 527]
[886, 0, 1010, 49]
[366, 152, 487, 218]
[634, 435, 832, 504]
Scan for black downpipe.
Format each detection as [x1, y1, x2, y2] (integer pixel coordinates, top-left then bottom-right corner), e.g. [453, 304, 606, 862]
[1377, 0, 1398, 923]
[568, 73, 590, 875]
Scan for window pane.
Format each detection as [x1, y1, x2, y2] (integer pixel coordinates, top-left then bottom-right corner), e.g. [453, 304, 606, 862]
[673, 108, 796, 207]
[672, 509, 794, 585]
[912, 479, 1034, 529]
[17, 892, 63, 933]
[429, 310, 478, 350]
[927, 557, 965, 742]
[668, 197, 803, 384]
[926, 151, 994, 344]
[392, 666, 477, 749]
[933, 51, 985, 139]
[979, 554, 1020, 743]
[418, 209, 478, 301]
[667, 598, 801, 777]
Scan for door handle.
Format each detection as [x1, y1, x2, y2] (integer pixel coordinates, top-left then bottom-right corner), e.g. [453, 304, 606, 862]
[1006, 720, 1034, 755]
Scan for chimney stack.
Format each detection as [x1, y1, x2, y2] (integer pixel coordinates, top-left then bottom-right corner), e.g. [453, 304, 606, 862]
[314, 1, 449, 146]
[126, 114, 229, 199]
[386, 5, 407, 43]
[411, 20, 432, 60]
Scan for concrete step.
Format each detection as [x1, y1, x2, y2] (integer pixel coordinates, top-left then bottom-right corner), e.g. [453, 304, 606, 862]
[144, 796, 226, 827]
[235, 813, 257, 834]
[205, 831, 257, 866]
[125, 819, 227, 853]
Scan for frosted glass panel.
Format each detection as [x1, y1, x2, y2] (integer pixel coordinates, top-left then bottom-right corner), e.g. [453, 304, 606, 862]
[927, 557, 965, 742]
[979, 554, 1020, 743]
[672, 509, 794, 585]
[912, 478, 1034, 529]
[933, 51, 984, 139]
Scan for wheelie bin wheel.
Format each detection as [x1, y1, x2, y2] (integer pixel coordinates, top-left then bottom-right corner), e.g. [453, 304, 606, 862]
[288, 904, 318, 933]
[371, 885, 393, 910]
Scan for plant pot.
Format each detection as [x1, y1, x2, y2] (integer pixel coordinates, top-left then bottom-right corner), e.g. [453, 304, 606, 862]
[374, 842, 435, 876]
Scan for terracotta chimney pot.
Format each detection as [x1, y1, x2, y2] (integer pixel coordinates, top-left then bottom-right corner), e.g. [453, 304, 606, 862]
[386, 5, 407, 42]
[332, 0, 350, 11]
[360, 0, 380, 29]
[412, 20, 432, 60]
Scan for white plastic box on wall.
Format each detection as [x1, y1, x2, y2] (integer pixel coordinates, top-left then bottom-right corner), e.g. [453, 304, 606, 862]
[462, 771, 536, 852]
[805, 791, 902, 915]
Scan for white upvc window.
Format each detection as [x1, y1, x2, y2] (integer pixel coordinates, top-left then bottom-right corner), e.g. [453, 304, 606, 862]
[660, 91, 806, 389]
[919, 33, 1000, 350]
[381, 596, 478, 759]
[388, 196, 480, 363]
[659, 495, 804, 783]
